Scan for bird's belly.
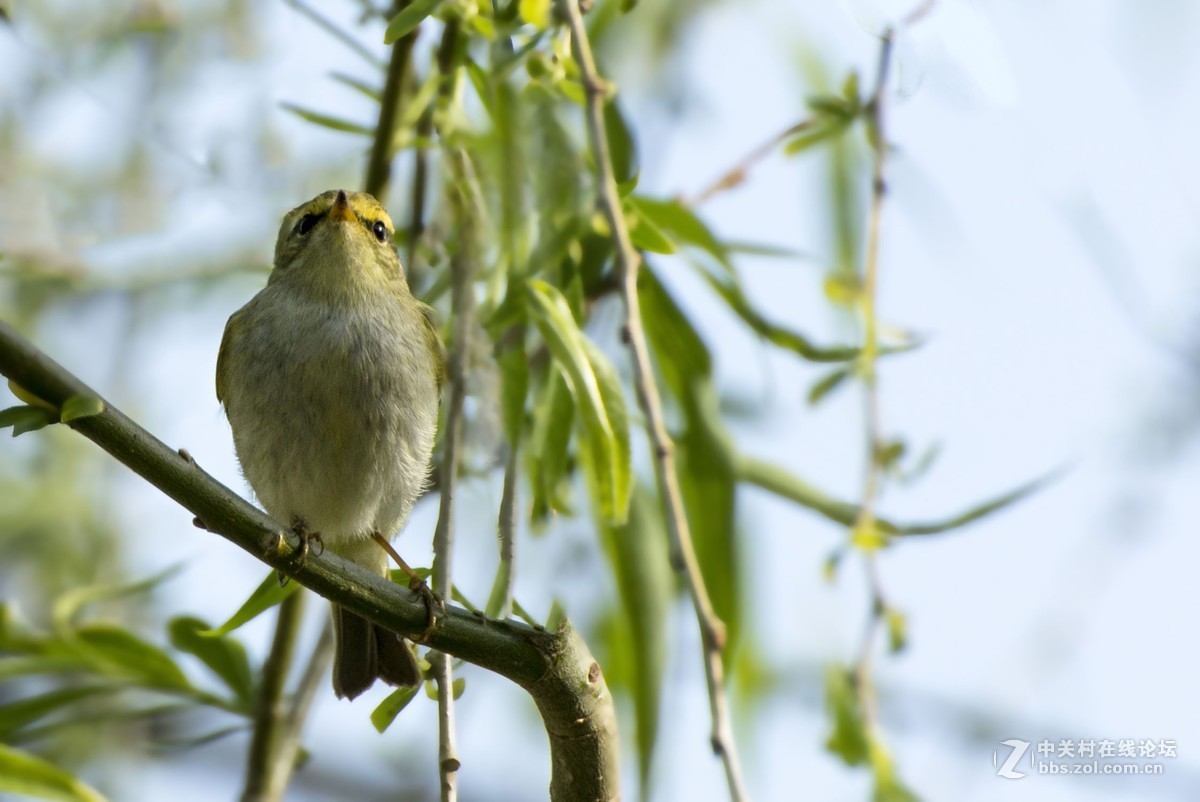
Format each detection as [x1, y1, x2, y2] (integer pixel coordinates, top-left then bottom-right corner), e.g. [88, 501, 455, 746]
[226, 309, 437, 551]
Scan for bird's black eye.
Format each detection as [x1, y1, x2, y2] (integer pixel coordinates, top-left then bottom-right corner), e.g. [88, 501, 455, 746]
[372, 220, 388, 242]
[296, 213, 320, 236]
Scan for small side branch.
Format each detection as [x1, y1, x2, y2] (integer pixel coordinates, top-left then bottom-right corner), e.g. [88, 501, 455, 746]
[555, 1, 749, 799]
[240, 591, 306, 802]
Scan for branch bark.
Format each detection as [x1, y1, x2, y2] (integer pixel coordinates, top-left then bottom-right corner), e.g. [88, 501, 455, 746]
[556, 1, 748, 799]
[0, 319, 619, 802]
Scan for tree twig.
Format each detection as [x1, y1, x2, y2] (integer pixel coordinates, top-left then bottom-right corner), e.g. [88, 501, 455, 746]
[684, 118, 816, 208]
[0, 320, 619, 802]
[364, 0, 420, 201]
[555, 1, 749, 799]
[430, 18, 467, 801]
[240, 591, 306, 802]
[850, 24, 897, 740]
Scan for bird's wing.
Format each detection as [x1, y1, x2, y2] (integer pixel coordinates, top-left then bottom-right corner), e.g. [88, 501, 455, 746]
[215, 312, 240, 405]
[419, 302, 447, 394]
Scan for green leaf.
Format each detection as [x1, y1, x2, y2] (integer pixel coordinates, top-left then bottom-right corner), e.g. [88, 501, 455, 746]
[599, 486, 672, 795]
[59, 396, 104, 423]
[625, 206, 675, 254]
[0, 744, 107, 802]
[782, 118, 849, 154]
[0, 686, 111, 740]
[629, 196, 730, 271]
[526, 280, 631, 523]
[72, 625, 191, 691]
[201, 572, 301, 637]
[518, 0, 550, 29]
[370, 685, 420, 733]
[330, 71, 382, 102]
[279, 103, 374, 136]
[699, 272, 860, 362]
[52, 566, 181, 632]
[603, 99, 638, 184]
[168, 617, 254, 708]
[464, 58, 494, 120]
[383, 0, 444, 44]
[497, 336, 529, 447]
[452, 677, 465, 700]
[808, 367, 851, 406]
[884, 608, 907, 654]
[638, 266, 711, 399]
[0, 405, 54, 437]
[824, 668, 869, 766]
[529, 369, 575, 524]
[892, 470, 1062, 536]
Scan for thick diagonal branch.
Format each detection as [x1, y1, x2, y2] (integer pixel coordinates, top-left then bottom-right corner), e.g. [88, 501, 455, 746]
[0, 320, 618, 802]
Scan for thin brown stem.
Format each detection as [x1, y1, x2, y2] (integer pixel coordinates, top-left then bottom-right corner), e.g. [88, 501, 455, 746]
[240, 591, 306, 802]
[851, 26, 898, 738]
[685, 118, 817, 207]
[556, 1, 748, 799]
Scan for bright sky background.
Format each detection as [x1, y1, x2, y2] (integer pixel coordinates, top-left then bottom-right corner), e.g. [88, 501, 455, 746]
[3, 0, 1200, 800]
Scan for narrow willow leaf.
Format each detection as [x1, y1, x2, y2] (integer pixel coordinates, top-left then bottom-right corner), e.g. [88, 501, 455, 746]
[0, 744, 107, 802]
[526, 280, 630, 523]
[599, 486, 671, 795]
[625, 207, 675, 254]
[0, 686, 110, 740]
[699, 272, 860, 362]
[52, 565, 181, 632]
[825, 668, 869, 766]
[464, 58, 494, 120]
[59, 396, 104, 423]
[201, 572, 301, 637]
[497, 336, 529, 447]
[370, 685, 420, 733]
[483, 559, 511, 619]
[452, 677, 466, 700]
[383, 0, 444, 43]
[279, 103, 374, 136]
[894, 471, 1061, 536]
[603, 99, 638, 184]
[808, 367, 851, 406]
[638, 266, 711, 400]
[70, 625, 191, 691]
[884, 608, 908, 654]
[529, 369, 575, 523]
[168, 617, 254, 708]
[330, 71, 382, 102]
[628, 196, 730, 270]
[782, 119, 848, 154]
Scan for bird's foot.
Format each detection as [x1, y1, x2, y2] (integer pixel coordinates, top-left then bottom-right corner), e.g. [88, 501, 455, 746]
[278, 517, 324, 586]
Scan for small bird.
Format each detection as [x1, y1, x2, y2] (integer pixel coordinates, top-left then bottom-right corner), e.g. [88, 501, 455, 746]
[216, 189, 443, 699]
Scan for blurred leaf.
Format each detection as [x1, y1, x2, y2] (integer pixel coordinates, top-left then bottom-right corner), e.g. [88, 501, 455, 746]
[279, 103, 374, 136]
[0, 405, 54, 437]
[202, 573, 301, 638]
[638, 266, 711, 399]
[629, 196, 729, 271]
[825, 668, 868, 766]
[0, 686, 110, 740]
[518, 0, 550, 29]
[808, 367, 851, 406]
[723, 240, 810, 259]
[370, 685, 420, 733]
[545, 600, 566, 631]
[59, 396, 104, 423]
[871, 739, 922, 802]
[851, 520, 889, 552]
[604, 100, 638, 184]
[330, 72, 382, 102]
[526, 280, 631, 523]
[884, 608, 907, 654]
[464, 58, 494, 120]
[782, 119, 849, 154]
[878, 439, 906, 473]
[529, 369, 575, 524]
[168, 617, 254, 708]
[52, 566, 181, 631]
[0, 744, 106, 802]
[384, 0, 445, 44]
[452, 677, 466, 700]
[699, 272, 860, 362]
[599, 486, 672, 795]
[821, 549, 843, 583]
[497, 335, 530, 446]
[625, 206, 675, 254]
[72, 625, 191, 691]
[895, 470, 1061, 536]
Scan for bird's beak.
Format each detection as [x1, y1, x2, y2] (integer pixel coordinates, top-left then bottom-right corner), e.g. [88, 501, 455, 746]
[328, 190, 356, 223]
